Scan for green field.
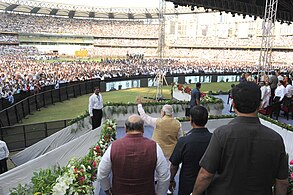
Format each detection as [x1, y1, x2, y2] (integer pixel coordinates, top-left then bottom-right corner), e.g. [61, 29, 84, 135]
[19, 82, 237, 124]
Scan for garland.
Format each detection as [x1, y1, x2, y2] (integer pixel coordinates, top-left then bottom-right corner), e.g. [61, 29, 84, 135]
[201, 95, 224, 105]
[259, 114, 293, 132]
[289, 159, 293, 194]
[10, 119, 117, 195]
[68, 111, 89, 126]
[176, 114, 236, 122]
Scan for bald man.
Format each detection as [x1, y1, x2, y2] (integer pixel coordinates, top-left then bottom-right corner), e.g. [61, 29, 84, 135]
[136, 96, 182, 159]
[97, 115, 170, 195]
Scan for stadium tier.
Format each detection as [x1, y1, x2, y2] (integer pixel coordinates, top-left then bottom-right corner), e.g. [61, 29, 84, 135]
[0, 10, 293, 100]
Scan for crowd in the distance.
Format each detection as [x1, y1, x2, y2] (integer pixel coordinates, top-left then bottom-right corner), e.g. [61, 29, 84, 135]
[1, 53, 292, 100]
[0, 35, 18, 43]
[168, 36, 293, 48]
[0, 13, 159, 37]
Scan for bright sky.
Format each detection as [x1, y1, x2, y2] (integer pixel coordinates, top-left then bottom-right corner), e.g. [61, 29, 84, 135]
[36, 0, 173, 8]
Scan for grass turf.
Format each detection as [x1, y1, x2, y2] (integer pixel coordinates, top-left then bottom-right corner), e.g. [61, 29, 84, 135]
[19, 82, 237, 124]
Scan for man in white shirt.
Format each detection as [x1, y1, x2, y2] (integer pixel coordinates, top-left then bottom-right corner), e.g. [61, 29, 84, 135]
[0, 139, 9, 174]
[88, 87, 103, 130]
[285, 80, 293, 98]
[274, 81, 286, 102]
[97, 114, 170, 195]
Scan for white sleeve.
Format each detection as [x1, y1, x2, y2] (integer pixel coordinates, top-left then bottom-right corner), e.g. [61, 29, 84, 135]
[155, 144, 170, 195]
[100, 95, 103, 108]
[97, 145, 112, 191]
[4, 142, 9, 158]
[89, 95, 93, 117]
[177, 123, 183, 138]
[137, 104, 157, 128]
[280, 88, 286, 101]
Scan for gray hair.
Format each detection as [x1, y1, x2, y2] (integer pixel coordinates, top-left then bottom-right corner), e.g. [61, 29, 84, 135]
[162, 104, 173, 116]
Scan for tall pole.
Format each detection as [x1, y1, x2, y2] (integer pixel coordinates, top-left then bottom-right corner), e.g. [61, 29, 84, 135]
[258, 0, 279, 75]
[155, 0, 166, 100]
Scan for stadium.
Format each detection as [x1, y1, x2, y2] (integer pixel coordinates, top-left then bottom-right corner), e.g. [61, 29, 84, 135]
[0, 0, 293, 194]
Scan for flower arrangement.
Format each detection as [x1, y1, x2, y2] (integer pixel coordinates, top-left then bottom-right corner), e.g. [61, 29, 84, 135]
[200, 95, 223, 105]
[289, 159, 293, 194]
[176, 84, 192, 94]
[10, 119, 117, 195]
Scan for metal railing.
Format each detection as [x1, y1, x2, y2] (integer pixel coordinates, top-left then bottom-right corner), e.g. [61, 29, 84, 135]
[0, 119, 72, 151]
[0, 73, 240, 150]
[0, 79, 100, 127]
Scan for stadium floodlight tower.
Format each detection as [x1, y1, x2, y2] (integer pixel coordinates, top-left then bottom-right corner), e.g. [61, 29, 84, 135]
[258, 0, 279, 74]
[155, 0, 168, 101]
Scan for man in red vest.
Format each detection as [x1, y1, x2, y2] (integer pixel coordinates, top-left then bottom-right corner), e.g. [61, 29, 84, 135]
[97, 114, 170, 195]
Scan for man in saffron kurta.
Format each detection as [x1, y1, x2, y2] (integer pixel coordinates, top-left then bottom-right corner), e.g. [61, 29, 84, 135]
[136, 96, 182, 159]
[97, 114, 170, 195]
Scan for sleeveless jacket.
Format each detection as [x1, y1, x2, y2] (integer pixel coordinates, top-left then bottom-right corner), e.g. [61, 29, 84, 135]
[110, 134, 157, 195]
[152, 116, 180, 158]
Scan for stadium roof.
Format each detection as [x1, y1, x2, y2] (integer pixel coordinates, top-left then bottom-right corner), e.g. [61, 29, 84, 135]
[166, 0, 293, 23]
[0, 0, 204, 19]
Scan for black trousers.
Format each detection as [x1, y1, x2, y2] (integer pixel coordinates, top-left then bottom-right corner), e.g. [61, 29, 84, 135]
[0, 158, 8, 174]
[92, 109, 102, 130]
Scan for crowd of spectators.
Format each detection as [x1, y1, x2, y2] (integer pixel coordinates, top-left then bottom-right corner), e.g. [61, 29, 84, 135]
[1, 12, 293, 49]
[165, 48, 293, 63]
[88, 47, 157, 57]
[0, 12, 293, 101]
[0, 13, 159, 37]
[94, 38, 158, 47]
[1, 54, 292, 99]
[87, 46, 293, 64]
[168, 36, 293, 48]
[0, 35, 18, 43]
[0, 45, 39, 56]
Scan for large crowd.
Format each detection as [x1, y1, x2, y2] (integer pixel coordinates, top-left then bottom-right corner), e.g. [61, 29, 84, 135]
[94, 38, 158, 47]
[0, 35, 18, 43]
[0, 46, 39, 56]
[0, 12, 292, 100]
[0, 55, 292, 99]
[168, 36, 293, 48]
[0, 13, 159, 37]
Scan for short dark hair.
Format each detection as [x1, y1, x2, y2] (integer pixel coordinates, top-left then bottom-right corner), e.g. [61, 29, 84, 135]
[125, 115, 144, 132]
[190, 106, 208, 126]
[232, 82, 261, 113]
[196, 82, 201, 88]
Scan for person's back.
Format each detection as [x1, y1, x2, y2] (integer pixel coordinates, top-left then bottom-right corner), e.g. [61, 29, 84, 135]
[136, 97, 182, 159]
[192, 82, 288, 195]
[97, 114, 170, 195]
[169, 106, 212, 195]
[190, 83, 201, 108]
[206, 118, 286, 195]
[152, 115, 181, 158]
[111, 134, 157, 194]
